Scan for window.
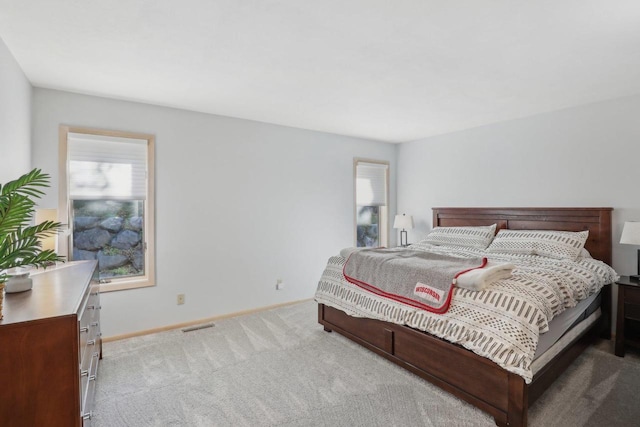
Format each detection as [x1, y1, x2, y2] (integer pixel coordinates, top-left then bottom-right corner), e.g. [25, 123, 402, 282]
[354, 159, 389, 247]
[59, 126, 155, 292]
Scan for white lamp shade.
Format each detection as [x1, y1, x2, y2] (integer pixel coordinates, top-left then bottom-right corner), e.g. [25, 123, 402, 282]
[35, 209, 58, 252]
[620, 222, 640, 245]
[393, 214, 414, 230]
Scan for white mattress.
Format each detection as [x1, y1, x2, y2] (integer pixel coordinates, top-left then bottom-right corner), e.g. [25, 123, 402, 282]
[532, 308, 600, 375]
[533, 291, 600, 360]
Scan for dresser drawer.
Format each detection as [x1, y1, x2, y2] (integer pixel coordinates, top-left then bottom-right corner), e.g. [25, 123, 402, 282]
[624, 287, 640, 306]
[81, 350, 100, 426]
[79, 310, 91, 354]
[85, 291, 101, 320]
[80, 324, 99, 372]
[625, 303, 640, 322]
[79, 287, 100, 358]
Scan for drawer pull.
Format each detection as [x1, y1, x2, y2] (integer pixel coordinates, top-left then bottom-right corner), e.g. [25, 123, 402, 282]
[80, 326, 89, 333]
[81, 369, 88, 377]
[90, 321, 99, 327]
[82, 411, 92, 420]
[88, 374, 97, 381]
[93, 352, 100, 358]
[87, 339, 96, 346]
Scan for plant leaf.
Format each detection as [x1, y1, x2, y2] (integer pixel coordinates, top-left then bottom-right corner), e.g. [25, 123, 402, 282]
[0, 168, 65, 273]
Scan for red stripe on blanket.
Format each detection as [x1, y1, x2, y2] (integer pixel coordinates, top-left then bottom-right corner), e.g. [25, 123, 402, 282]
[343, 256, 487, 314]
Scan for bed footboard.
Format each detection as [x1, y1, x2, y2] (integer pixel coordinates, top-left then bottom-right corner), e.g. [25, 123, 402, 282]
[318, 303, 529, 426]
[319, 301, 607, 427]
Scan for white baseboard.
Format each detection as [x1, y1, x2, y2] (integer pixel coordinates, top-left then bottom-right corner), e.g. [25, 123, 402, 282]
[103, 298, 313, 342]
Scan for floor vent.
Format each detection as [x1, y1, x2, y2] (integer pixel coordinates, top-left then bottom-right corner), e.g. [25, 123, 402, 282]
[182, 323, 215, 332]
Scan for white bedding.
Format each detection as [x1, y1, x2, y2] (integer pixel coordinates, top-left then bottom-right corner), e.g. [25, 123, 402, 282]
[314, 243, 618, 383]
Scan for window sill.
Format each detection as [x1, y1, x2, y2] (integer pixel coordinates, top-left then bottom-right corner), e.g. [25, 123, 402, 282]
[98, 277, 155, 293]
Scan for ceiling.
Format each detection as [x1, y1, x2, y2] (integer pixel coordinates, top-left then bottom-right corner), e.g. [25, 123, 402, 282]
[1, 1, 639, 143]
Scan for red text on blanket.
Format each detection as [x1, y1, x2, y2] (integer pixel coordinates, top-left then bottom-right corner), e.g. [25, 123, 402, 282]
[414, 282, 445, 303]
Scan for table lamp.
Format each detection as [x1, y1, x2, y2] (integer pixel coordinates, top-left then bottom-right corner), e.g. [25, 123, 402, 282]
[35, 209, 58, 253]
[620, 221, 640, 281]
[393, 213, 414, 247]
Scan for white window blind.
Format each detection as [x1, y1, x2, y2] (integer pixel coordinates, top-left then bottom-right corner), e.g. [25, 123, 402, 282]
[356, 162, 388, 206]
[68, 133, 148, 200]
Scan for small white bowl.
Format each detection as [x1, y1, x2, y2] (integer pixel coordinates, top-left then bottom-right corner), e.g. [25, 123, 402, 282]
[5, 271, 33, 293]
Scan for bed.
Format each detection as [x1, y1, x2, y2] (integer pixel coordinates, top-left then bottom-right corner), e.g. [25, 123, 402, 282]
[316, 207, 615, 427]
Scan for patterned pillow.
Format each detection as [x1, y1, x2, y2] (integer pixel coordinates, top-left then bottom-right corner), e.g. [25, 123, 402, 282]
[485, 229, 589, 260]
[423, 224, 497, 249]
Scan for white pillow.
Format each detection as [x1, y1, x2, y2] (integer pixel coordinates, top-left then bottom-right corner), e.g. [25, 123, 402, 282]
[578, 248, 592, 259]
[486, 229, 589, 260]
[423, 224, 497, 250]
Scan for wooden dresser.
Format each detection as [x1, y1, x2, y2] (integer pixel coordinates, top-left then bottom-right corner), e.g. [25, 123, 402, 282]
[0, 261, 101, 427]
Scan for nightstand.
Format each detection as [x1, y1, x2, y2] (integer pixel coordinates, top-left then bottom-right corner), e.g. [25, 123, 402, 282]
[615, 275, 640, 357]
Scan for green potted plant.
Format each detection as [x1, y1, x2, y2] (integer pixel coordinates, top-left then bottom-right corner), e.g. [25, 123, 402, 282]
[0, 168, 65, 294]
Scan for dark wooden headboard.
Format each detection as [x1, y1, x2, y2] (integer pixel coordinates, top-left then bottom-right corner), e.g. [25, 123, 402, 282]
[432, 207, 613, 266]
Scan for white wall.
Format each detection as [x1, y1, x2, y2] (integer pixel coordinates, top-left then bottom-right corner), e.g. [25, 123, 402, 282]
[398, 94, 640, 274]
[398, 94, 640, 326]
[32, 88, 397, 337]
[0, 36, 31, 183]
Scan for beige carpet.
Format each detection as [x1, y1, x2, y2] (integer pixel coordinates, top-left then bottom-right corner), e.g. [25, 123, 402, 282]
[93, 300, 640, 426]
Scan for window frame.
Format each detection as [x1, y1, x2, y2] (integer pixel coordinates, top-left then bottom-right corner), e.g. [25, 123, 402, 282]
[59, 125, 156, 292]
[353, 158, 389, 248]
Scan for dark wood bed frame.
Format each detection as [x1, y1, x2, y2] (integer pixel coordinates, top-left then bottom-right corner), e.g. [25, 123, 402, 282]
[318, 207, 613, 427]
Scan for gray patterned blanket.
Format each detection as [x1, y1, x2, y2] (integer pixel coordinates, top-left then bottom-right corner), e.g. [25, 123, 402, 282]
[343, 248, 486, 313]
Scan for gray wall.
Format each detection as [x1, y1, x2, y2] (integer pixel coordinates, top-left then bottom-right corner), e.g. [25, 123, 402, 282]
[0, 36, 31, 182]
[32, 88, 397, 337]
[398, 94, 640, 325]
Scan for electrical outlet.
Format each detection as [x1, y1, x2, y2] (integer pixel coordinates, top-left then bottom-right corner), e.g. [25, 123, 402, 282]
[276, 279, 284, 290]
[177, 294, 185, 305]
